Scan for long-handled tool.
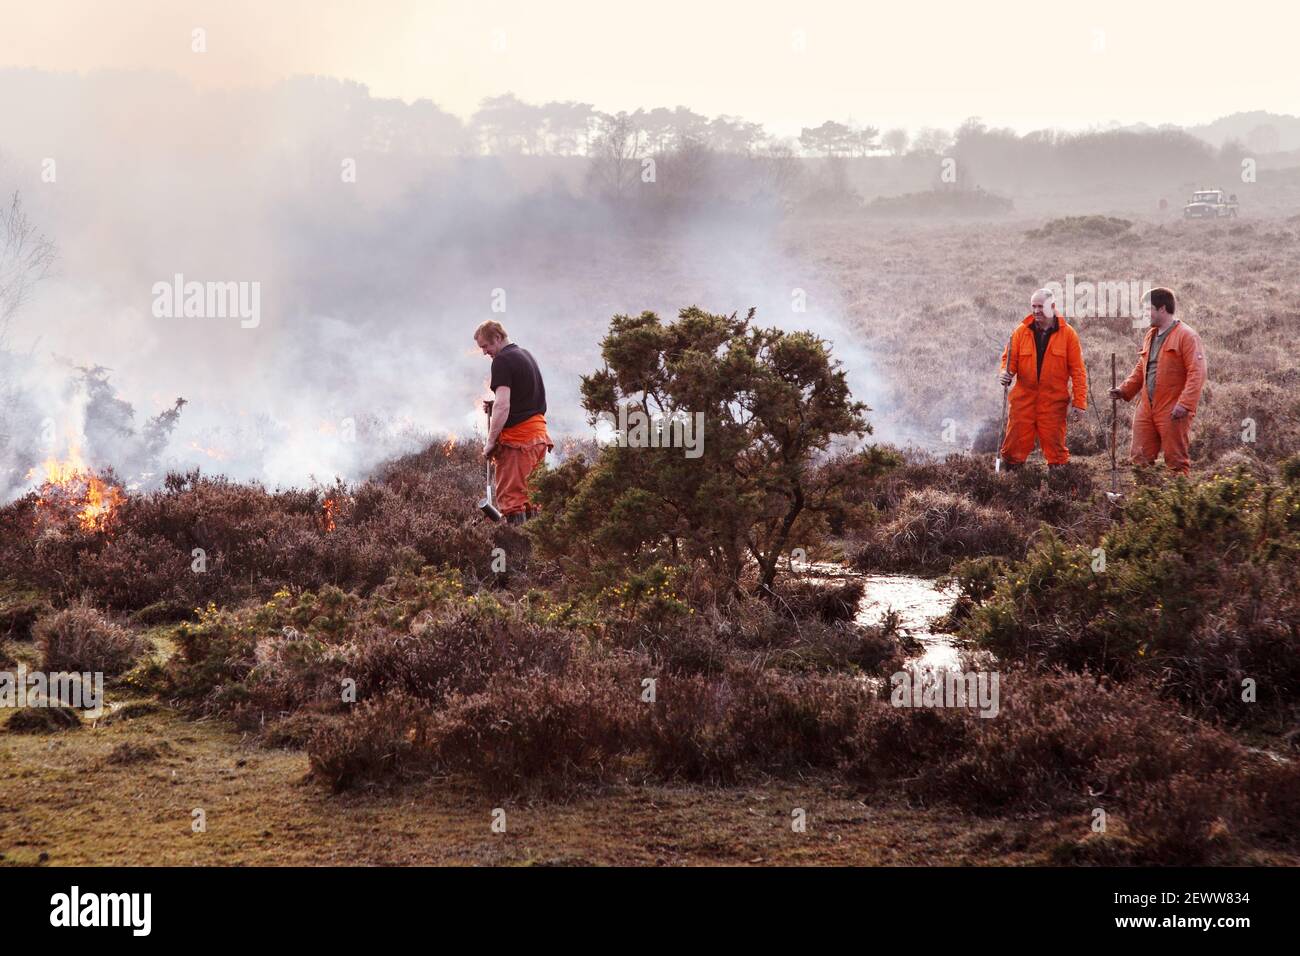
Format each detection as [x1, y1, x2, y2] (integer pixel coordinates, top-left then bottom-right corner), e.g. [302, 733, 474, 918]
[994, 330, 1016, 473]
[1108, 351, 1120, 500]
[478, 458, 502, 521]
[477, 400, 503, 521]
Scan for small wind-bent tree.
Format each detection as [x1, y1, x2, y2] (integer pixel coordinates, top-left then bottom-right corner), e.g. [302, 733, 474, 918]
[532, 307, 890, 598]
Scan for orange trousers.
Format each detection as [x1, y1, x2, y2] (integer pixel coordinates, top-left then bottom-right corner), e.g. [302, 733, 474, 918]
[1131, 406, 1193, 475]
[493, 441, 548, 516]
[999, 399, 1070, 466]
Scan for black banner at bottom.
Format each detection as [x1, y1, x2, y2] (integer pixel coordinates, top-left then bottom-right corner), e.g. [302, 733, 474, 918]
[2, 865, 1287, 942]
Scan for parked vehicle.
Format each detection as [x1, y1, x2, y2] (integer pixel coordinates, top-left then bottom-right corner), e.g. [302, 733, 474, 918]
[1183, 189, 1239, 218]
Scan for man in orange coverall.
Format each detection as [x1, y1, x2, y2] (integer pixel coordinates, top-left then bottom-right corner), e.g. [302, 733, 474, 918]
[476, 320, 553, 524]
[1109, 287, 1206, 476]
[997, 288, 1088, 468]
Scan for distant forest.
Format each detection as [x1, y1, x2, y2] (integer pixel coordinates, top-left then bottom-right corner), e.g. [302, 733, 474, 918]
[3, 70, 1298, 211]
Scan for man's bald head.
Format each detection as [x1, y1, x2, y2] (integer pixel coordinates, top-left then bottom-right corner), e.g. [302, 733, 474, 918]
[1030, 288, 1057, 326]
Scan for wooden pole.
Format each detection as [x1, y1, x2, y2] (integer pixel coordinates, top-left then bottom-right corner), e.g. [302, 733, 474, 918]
[1110, 352, 1118, 493]
[995, 331, 1015, 472]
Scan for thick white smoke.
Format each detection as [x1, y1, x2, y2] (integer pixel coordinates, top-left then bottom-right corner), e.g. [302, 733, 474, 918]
[0, 69, 887, 499]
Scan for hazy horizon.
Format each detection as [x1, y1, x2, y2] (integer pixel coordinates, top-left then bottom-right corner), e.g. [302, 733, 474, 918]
[4, 0, 1297, 137]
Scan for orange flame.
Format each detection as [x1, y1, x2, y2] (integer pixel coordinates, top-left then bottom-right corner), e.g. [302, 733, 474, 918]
[27, 446, 124, 533]
[189, 440, 228, 461]
[77, 476, 125, 532]
[322, 496, 338, 533]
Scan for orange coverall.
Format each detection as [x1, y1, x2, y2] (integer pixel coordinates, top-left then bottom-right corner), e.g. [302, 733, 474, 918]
[1116, 321, 1206, 475]
[998, 314, 1088, 466]
[493, 414, 553, 517]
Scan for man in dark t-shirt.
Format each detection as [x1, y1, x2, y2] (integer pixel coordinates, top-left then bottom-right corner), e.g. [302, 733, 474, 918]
[475, 320, 553, 524]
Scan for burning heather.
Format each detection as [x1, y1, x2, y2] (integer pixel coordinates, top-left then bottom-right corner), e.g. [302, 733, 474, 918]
[28, 446, 125, 533]
[321, 496, 339, 533]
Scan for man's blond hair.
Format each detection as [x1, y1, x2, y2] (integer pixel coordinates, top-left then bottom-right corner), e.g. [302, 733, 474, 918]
[474, 320, 508, 343]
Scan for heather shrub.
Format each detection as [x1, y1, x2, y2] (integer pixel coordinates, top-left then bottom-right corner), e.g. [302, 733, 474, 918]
[75, 530, 191, 610]
[165, 565, 582, 733]
[34, 605, 147, 676]
[852, 488, 1027, 572]
[0, 441, 508, 611]
[1024, 215, 1132, 240]
[866, 450, 1093, 514]
[345, 603, 578, 707]
[843, 450, 1095, 570]
[770, 577, 864, 623]
[646, 666, 874, 783]
[280, 599, 1294, 863]
[850, 669, 1288, 863]
[418, 657, 648, 792]
[0, 580, 49, 641]
[306, 694, 427, 792]
[1191, 381, 1300, 464]
[601, 583, 911, 679]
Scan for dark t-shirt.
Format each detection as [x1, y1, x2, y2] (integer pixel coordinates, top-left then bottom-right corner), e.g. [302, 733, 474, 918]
[1146, 320, 1179, 401]
[1032, 319, 1059, 378]
[490, 343, 547, 428]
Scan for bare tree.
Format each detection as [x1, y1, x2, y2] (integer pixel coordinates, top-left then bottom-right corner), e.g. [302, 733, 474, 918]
[754, 141, 803, 199]
[656, 136, 715, 203]
[0, 192, 56, 475]
[0, 191, 56, 341]
[585, 111, 645, 199]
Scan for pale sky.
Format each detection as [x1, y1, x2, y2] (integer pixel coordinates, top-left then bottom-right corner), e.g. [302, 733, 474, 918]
[2, 0, 1295, 135]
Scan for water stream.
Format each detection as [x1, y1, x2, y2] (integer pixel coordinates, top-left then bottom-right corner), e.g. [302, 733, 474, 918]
[796, 561, 962, 671]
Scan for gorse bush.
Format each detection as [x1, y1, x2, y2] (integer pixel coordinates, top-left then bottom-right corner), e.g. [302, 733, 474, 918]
[961, 462, 1300, 722]
[531, 306, 889, 598]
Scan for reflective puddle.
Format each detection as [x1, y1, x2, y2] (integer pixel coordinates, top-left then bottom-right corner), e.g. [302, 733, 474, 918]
[795, 561, 961, 671]
[853, 573, 961, 672]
